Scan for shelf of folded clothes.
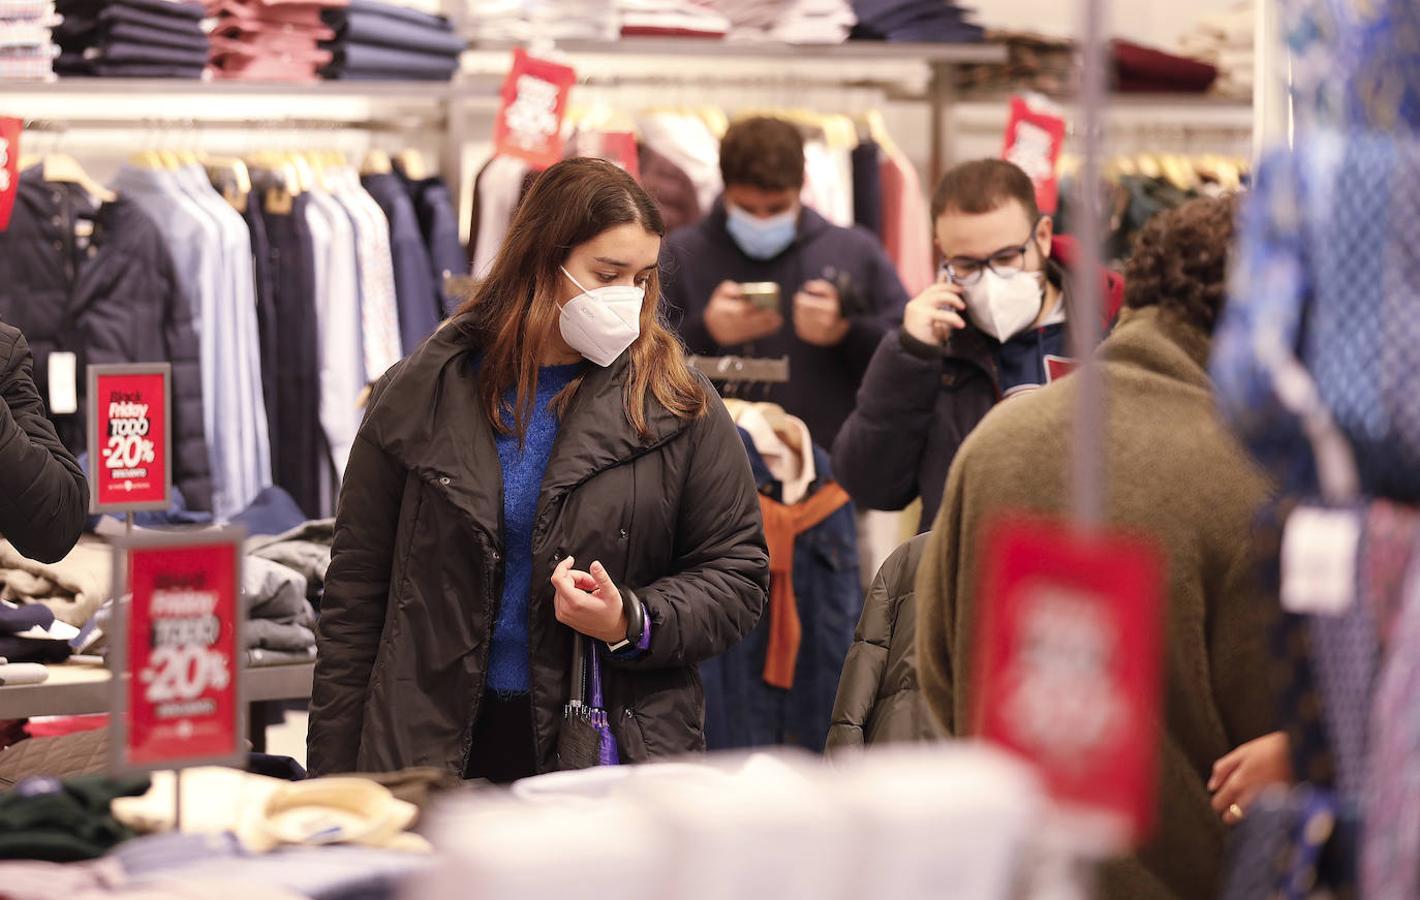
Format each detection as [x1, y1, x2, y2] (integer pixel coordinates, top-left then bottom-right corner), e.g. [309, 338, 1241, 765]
[321, 0, 465, 82]
[953, 91, 1255, 129]
[206, 0, 334, 82]
[0, 659, 316, 719]
[849, 0, 985, 43]
[0, 74, 492, 95]
[54, 0, 209, 79]
[0, 0, 60, 82]
[466, 36, 1005, 63]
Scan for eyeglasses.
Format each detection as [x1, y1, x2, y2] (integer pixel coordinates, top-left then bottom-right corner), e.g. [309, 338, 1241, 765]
[943, 222, 1041, 286]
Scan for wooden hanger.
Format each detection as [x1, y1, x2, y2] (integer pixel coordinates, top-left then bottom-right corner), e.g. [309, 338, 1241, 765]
[205, 156, 252, 213]
[43, 154, 116, 203]
[361, 149, 394, 176]
[395, 148, 429, 182]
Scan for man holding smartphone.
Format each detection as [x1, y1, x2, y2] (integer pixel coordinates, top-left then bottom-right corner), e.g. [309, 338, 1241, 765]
[832, 159, 1124, 533]
[662, 116, 909, 450]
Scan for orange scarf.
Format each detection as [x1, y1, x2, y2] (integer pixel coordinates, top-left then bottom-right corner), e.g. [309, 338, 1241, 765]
[757, 482, 852, 690]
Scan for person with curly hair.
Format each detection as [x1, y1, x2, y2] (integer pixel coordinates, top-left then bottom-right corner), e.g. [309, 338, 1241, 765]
[916, 195, 1288, 900]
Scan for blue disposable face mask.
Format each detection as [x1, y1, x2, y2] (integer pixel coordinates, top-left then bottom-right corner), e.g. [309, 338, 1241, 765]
[726, 204, 798, 260]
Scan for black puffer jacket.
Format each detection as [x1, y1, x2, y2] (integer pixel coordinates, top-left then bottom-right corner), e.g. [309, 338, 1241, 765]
[309, 325, 769, 777]
[0, 170, 213, 511]
[0, 324, 88, 563]
[825, 534, 940, 752]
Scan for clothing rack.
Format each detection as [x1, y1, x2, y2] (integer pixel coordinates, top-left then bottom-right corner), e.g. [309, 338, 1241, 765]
[21, 115, 444, 133]
[689, 355, 791, 385]
[463, 39, 1006, 184]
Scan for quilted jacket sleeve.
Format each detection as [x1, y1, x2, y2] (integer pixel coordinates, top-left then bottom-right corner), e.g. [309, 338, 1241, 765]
[0, 325, 88, 563]
[611, 383, 769, 670]
[308, 372, 405, 775]
[832, 330, 945, 512]
[827, 533, 939, 753]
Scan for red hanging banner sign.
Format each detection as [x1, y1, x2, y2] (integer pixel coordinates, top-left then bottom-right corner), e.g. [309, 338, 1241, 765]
[493, 49, 577, 170]
[973, 514, 1165, 850]
[87, 364, 173, 514]
[111, 529, 245, 773]
[1001, 95, 1068, 215]
[570, 130, 641, 181]
[0, 117, 20, 232]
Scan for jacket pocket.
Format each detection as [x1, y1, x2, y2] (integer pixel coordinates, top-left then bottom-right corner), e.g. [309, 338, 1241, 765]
[615, 708, 650, 763]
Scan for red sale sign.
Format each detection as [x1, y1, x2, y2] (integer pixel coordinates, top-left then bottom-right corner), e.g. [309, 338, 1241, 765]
[87, 364, 172, 513]
[973, 514, 1164, 850]
[1001, 95, 1068, 214]
[493, 49, 576, 170]
[0, 117, 19, 232]
[111, 530, 245, 772]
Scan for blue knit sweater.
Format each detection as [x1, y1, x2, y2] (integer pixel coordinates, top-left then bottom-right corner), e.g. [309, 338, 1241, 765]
[486, 363, 584, 695]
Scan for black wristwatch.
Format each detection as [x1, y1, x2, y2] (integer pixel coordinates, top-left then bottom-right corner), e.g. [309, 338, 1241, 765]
[607, 589, 645, 653]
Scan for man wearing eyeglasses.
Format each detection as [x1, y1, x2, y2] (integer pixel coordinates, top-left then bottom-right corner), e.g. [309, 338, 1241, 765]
[831, 159, 1123, 533]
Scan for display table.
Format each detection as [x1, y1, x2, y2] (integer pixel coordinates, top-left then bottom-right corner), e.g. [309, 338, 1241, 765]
[0, 661, 314, 750]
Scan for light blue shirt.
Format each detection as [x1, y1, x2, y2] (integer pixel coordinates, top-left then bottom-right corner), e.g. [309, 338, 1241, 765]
[110, 165, 272, 520]
[305, 190, 366, 516]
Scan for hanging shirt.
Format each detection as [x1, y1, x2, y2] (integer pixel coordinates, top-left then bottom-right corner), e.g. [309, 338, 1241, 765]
[110, 165, 269, 519]
[331, 170, 402, 378]
[305, 190, 365, 509]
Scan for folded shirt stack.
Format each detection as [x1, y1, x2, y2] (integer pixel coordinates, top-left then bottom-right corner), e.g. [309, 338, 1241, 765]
[710, 0, 778, 38]
[0, 599, 76, 667]
[54, 0, 208, 78]
[321, 0, 464, 82]
[616, 0, 728, 39]
[771, 0, 854, 44]
[0, 0, 60, 82]
[465, 0, 617, 42]
[849, 0, 984, 43]
[1112, 38, 1218, 93]
[206, 0, 336, 82]
[1177, 1, 1252, 99]
[956, 29, 1077, 95]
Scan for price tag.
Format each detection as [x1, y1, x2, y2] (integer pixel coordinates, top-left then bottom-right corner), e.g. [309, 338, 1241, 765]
[1001, 94, 1068, 215]
[110, 528, 245, 773]
[87, 364, 172, 513]
[973, 514, 1165, 852]
[0, 117, 19, 232]
[1281, 506, 1361, 616]
[48, 351, 78, 415]
[493, 49, 576, 170]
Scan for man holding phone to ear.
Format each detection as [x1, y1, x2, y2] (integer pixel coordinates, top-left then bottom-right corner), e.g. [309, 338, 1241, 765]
[662, 116, 909, 450]
[832, 159, 1124, 533]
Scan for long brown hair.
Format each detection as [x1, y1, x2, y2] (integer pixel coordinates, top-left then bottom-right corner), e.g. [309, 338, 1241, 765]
[456, 157, 707, 440]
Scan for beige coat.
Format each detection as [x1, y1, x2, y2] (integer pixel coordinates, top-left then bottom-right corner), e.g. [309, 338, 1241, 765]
[916, 306, 1277, 900]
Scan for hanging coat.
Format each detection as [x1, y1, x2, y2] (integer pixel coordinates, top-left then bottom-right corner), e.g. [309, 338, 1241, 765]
[700, 430, 861, 753]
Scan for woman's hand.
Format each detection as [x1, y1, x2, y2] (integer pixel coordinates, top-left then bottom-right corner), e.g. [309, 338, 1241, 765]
[1210, 731, 1292, 824]
[551, 556, 627, 644]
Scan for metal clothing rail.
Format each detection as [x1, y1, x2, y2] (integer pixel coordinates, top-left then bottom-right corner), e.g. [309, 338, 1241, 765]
[466, 39, 1008, 184]
[21, 115, 445, 133]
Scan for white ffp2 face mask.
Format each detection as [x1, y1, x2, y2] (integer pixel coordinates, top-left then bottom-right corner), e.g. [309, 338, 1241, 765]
[558, 267, 644, 367]
[964, 269, 1045, 342]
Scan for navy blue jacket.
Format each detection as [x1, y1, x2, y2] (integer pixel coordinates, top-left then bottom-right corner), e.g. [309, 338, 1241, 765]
[663, 200, 909, 449]
[700, 429, 862, 753]
[0, 170, 212, 512]
[362, 173, 442, 355]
